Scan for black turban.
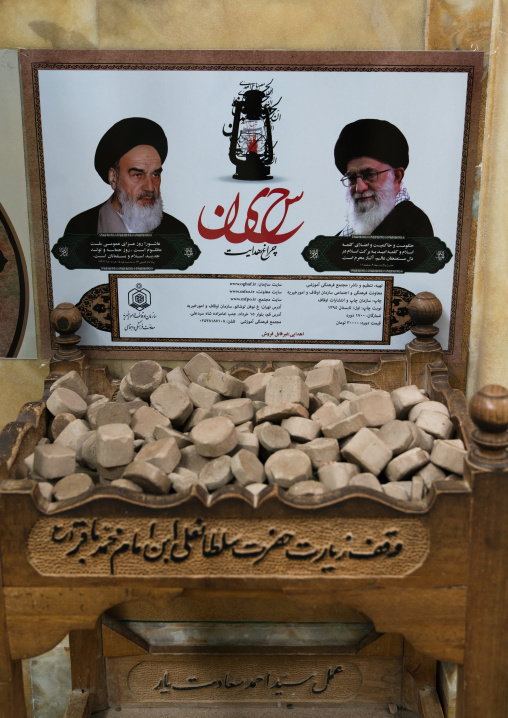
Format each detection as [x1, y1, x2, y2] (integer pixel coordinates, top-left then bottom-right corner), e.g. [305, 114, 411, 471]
[334, 119, 409, 175]
[94, 117, 168, 183]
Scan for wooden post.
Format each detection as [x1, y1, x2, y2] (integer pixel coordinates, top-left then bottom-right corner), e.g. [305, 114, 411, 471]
[49, 303, 87, 378]
[402, 640, 437, 713]
[406, 292, 443, 390]
[0, 557, 27, 717]
[418, 685, 445, 718]
[69, 617, 109, 713]
[461, 385, 508, 717]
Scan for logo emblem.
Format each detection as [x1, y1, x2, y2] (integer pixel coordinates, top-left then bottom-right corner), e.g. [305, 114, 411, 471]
[128, 283, 151, 311]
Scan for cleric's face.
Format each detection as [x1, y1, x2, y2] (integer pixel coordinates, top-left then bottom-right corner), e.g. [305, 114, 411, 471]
[109, 144, 162, 207]
[345, 155, 401, 212]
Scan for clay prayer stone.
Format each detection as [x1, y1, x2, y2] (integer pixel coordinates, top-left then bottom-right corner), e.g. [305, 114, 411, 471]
[287, 480, 325, 498]
[78, 432, 98, 470]
[255, 402, 309, 423]
[305, 365, 342, 398]
[33, 444, 76, 480]
[54, 419, 91, 451]
[322, 412, 367, 440]
[314, 359, 347, 387]
[95, 402, 131, 427]
[86, 393, 106, 405]
[184, 352, 224, 382]
[311, 402, 350, 428]
[211, 398, 254, 425]
[298, 437, 340, 469]
[150, 383, 193, 426]
[235, 431, 259, 456]
[53, 473, 94, 501]
[415, 462, 448, 488]
[124, 360, 165, 399]
[122, 461, 171, 494]
[49, 370, 88, 400]
[199, 455, 233, 490]
[169, 472, 202, 493]
[191, 416, 238, 457]
[96, 424, 135, 468]
[135, 437, 181, 474]
[257, 424, 291, 454]
[415, 410, 454, 440]
[318, 461, 360, 491]
[197, 369, 245, 398]
[343, 382, 372, 395]
[49, 413, 78, 441]
[408, 400, 450, 422]
[131, 406, 170, 440]
[385, 447, 430, 482]
[341, 427, 393, 476]
[349, 473, 383, 491]
[86, 398, 111, 429]
[231, 449, 266, 486]
[384, 482, 411, 501]
[110, 478, 144, 493]
[187, 382, 221, 411]
[178, 446, 211, 473]
[272, 365, 306, 380]
[338, 390, 358, 403]
[46, 388, 87, 419]
[350, 390, 396, 427]
[37, 482, 54, 502]
[265, 375, 310, 409]
[281, 417, 321, 443]
[430, 440, 466, 475]
[184, 408, 213, 431]
[153, 425, 193, 449]
[390, 385, 429, 419]
[264, 449, 312, 488]
[166, 366, 191, 389]
[377, 420, 414, 455]
[243, 372, 272, 401]
[119, 375, 139, 401]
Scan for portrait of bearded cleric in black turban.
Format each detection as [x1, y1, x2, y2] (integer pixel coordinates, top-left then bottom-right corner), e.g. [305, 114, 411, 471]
[65, 117, 189, 237]
[334, 119, 433, 238]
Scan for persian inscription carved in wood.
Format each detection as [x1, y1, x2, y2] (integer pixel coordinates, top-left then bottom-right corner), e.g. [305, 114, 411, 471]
[126, 656, 364, 704]
[28, 517, 429, 578]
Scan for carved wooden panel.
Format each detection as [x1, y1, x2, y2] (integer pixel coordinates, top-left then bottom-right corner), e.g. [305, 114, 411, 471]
[28, 515, 429, 578]
[107, 653, 401, 706]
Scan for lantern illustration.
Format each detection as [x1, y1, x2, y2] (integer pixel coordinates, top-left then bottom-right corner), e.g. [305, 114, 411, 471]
[223, 81, 281, 181]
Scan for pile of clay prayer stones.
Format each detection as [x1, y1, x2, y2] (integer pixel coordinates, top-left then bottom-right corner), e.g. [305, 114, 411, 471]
[24, 353, 466, 506]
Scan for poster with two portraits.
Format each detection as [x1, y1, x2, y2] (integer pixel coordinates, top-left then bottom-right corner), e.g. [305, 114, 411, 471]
[21, 50, 483, 364]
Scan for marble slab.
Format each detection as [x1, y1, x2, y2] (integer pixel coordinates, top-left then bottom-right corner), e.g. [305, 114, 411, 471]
[96, 0, 427, 50]
[24, 636, 71, 718]
[0, 0, 97, 48]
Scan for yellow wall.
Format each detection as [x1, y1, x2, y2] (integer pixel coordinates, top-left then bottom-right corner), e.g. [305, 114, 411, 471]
[0, 0, 504, 428]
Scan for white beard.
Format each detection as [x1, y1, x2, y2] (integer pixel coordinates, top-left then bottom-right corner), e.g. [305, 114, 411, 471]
[116, 183, 164, 233]
[347, 175, 397, 235]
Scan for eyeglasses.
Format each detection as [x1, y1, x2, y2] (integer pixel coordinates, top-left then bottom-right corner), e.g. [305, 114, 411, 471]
[340, 168, 392, 187]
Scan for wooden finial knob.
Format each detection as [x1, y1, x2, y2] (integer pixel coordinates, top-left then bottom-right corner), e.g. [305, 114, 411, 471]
[408, 291, 442, 349]
[469, 384, 508, 466]
[50, 303, 84, 360]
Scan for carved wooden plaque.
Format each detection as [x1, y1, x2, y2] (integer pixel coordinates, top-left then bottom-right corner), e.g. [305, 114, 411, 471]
[28, 516, 429, 578]
[106, 653, 401, 706]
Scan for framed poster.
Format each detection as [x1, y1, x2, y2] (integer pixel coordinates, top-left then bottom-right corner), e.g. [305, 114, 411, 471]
[21, 50, 482, 361]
